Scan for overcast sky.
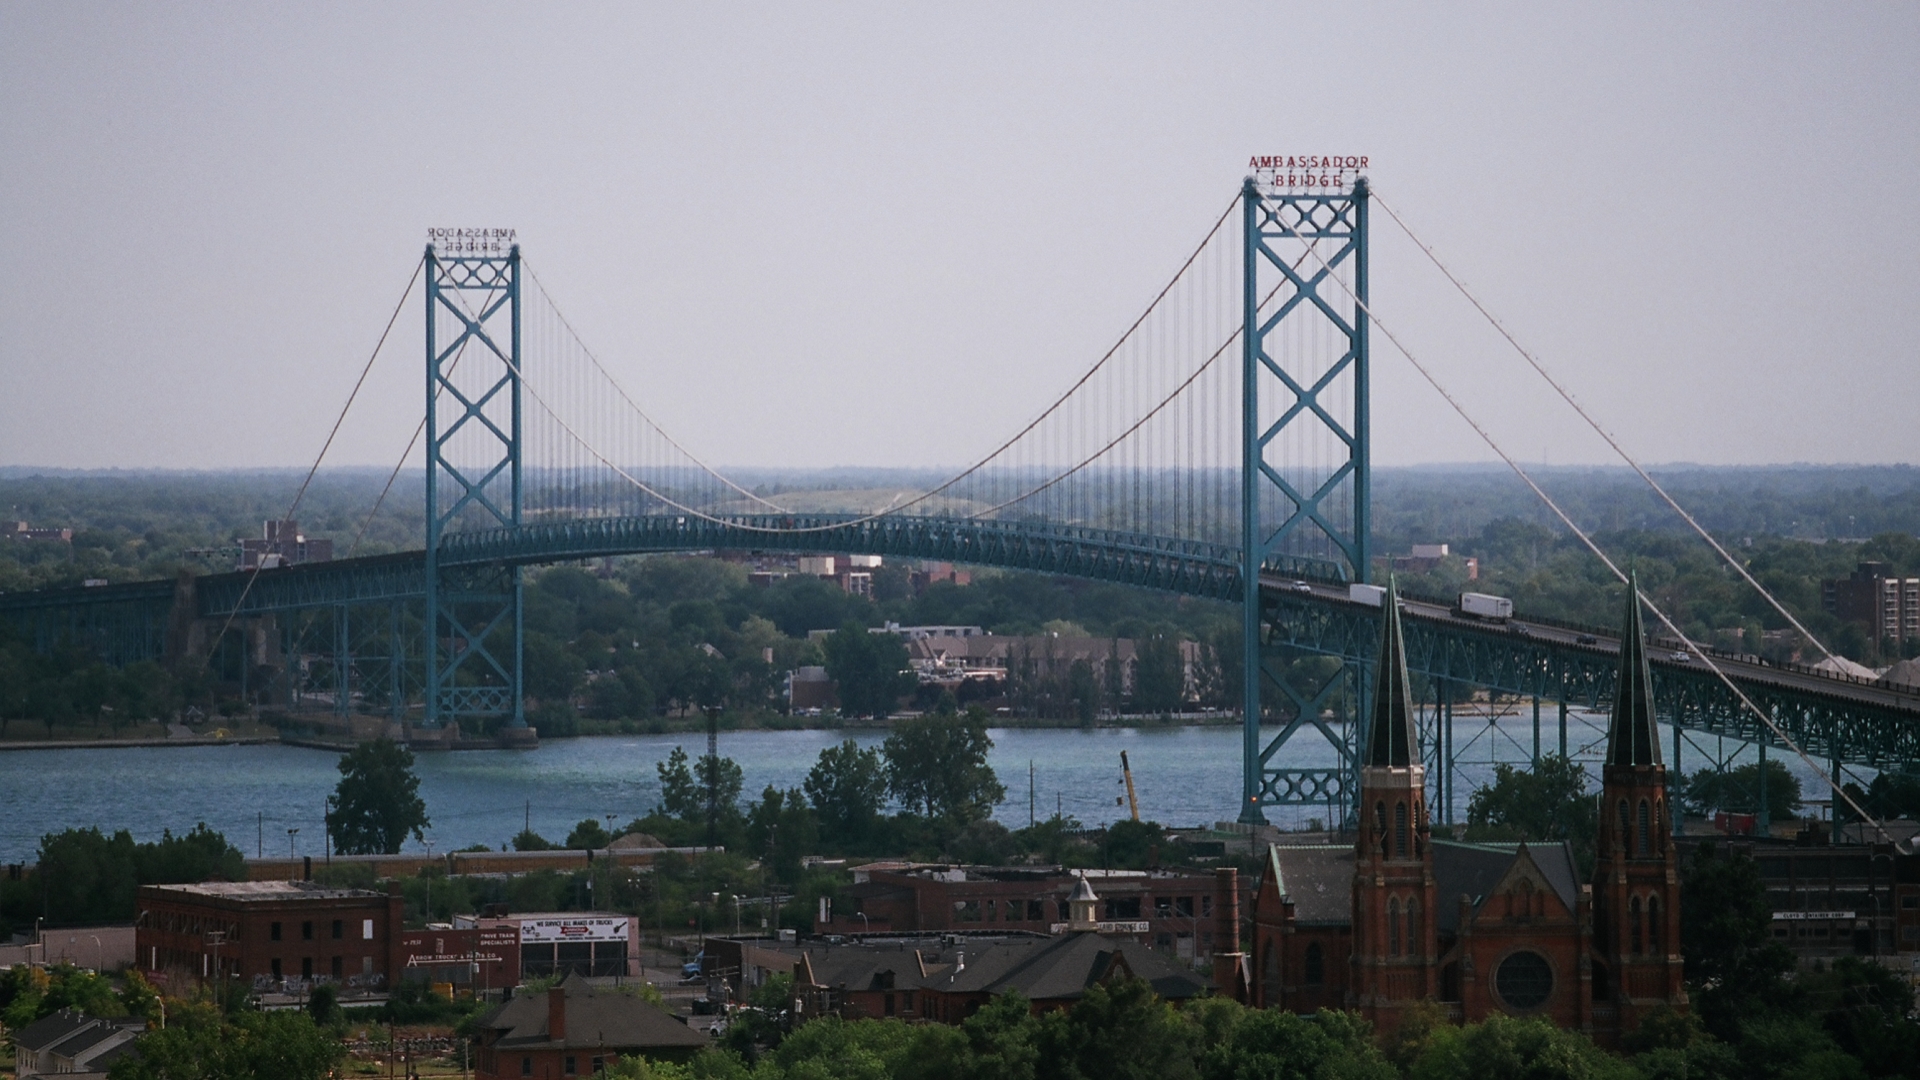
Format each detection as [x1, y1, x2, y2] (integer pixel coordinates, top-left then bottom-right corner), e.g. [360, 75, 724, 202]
[2, 3, 1915, 473]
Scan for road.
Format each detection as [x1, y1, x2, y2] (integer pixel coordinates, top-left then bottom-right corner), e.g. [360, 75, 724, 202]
[1262, 575, 1920, 718]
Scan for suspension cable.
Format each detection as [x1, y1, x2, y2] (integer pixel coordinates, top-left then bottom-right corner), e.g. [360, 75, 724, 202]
[521, 261, 791, 513]
[1368, 187, 1837, 665]
[1270, 197, 1888, 840]
[200, 257, 424, 672]
[508, 197, 1243, 533]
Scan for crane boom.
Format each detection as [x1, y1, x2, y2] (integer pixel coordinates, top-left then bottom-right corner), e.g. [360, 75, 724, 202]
[1120, 751, 1140, 822]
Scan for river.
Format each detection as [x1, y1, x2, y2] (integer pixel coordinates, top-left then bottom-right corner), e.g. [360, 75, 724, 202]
[0, 717, 1833, 863]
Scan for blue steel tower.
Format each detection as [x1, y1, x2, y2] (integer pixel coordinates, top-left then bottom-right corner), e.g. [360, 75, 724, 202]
[1239, 174, 1371, 823]
[423, 234, 524, 729]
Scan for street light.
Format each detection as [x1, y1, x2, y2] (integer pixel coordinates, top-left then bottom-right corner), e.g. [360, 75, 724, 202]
[287, 828, 299, 859]
[90, 934, 102, 973]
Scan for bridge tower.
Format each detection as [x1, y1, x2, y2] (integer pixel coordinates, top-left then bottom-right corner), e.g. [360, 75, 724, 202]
[423, 233, 524, 729]
[1240, 170, 1371, 824]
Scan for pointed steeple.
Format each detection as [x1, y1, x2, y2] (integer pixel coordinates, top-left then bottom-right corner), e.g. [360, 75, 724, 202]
[1366, 577, 1419, 768]
[1607, 570, 1661, 767]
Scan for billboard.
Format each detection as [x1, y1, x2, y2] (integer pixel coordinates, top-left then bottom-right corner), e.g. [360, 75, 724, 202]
[518, 916, 629, 943]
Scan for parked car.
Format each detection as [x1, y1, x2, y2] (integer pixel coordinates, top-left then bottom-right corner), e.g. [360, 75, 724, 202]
[682, 952, 705, 979]
[1575, 634, 1598, 646]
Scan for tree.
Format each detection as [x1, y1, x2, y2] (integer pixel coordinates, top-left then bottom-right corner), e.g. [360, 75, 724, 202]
[746, 787, 819, 882]
[511, 829, 556, 851]
[882, 709, 1005, 822]
[522, 631, 586, 704]
[1679, 842, 1798, 1041]
[1849, 769, 1920, 821]
[565, 819, 612, 850]
[1682, 760, 1803, 822]
[110, 1008, 343, 1080]
[325, 738, 429, 855]
[1193, 1002, 1395, 1080]
[1464, 755, 1598, 871]
[804, 740, 889, 848]
[824, 621, 914, 719]
[1405, 1013, 1636, 1080]
[135, 823, 247, 884]
[1132, 633, 1187, 713]
[657, 747, 701, 820]
[1031, 976, 1197, 1080]
[37, 827, 139, 925]
[698, 750, 745, 828]
[1799, 957, 1920, 1078]
[1104, 819, 1165, 870]
[2, 964, 122, 1029]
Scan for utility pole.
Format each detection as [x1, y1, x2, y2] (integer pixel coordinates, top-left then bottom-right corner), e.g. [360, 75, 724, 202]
[1029, 761, 1035, 828]
[704, 707, 720, 851]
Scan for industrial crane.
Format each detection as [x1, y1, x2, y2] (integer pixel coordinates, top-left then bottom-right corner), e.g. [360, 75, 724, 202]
[1119, 751, 1140, 822]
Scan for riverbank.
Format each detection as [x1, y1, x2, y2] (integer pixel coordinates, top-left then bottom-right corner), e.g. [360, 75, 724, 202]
[0, 733, 277, 752]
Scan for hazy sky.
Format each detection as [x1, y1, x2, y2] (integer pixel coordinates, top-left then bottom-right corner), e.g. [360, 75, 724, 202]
[2, 3, 1916, 472]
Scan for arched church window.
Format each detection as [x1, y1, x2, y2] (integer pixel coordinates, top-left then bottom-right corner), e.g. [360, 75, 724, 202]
[1375, 801, 1387, 845]
[1394, 801, 1408, 859]
[1638, 799, 1651, 856]
[1630, 896, 1643, 954]
[1304, 942, 1324, 986]
[1407, 897, 1421, 955]
[1648, 895, 1662, 955]
[1618, 800, 1630, 851]
[1388, 898, 1401, 956]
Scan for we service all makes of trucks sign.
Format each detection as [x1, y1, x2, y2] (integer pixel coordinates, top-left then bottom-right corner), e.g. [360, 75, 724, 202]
[519, 917, 629, 943]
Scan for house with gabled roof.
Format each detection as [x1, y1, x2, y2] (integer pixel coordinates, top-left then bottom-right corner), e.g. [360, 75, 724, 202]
[9, 1008, 143, 1080]
[468, 974, 709, 1080]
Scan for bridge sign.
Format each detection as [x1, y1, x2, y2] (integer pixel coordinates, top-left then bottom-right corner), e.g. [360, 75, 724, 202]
[1247, 155, 1367, 193]
[426, 227, 517, 256]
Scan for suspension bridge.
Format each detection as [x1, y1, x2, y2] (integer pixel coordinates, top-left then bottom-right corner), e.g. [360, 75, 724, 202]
[5, 172, 1918, 827]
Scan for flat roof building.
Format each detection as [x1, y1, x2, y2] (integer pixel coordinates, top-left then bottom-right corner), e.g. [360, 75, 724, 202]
[135, 880, 403, 998]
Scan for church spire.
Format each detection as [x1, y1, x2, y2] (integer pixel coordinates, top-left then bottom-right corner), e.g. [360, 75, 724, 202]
[1366, 577, 1418, 768]
[1607, 569, 1661, 767]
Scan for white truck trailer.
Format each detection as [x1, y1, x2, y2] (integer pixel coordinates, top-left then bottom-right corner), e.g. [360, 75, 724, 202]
[1349, 583, 1387, 607]
[1456, 591, 1514, 621]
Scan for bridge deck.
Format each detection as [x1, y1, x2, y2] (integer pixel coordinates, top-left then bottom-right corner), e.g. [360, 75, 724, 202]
[4, 517, 1917, 769]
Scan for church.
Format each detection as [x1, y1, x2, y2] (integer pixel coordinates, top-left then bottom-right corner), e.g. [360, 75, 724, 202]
[1250, 577, 1687, 1045]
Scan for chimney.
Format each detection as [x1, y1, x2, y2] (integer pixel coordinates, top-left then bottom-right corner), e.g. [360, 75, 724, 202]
[548, 985, 567, 1041]
[302, 855, 312, 881]
[1210, 867, 1245, 1000]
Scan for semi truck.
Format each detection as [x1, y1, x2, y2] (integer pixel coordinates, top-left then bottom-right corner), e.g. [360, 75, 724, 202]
[1349, 583, 1387, 607]
[1455, 592, 1514, 621]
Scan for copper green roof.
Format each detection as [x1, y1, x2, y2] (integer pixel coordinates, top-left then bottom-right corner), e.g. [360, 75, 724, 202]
[1606, 570, 1662, 767]
[1365, 576, 1419, 767]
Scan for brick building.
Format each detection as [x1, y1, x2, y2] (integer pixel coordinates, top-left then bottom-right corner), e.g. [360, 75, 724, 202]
[470, 976, 708, 1080]
[715, 877, 1220, 1025]
[134, 880, 404, 995]
[1822, 561, 1920, 645]
[396, 925, 522, 993]
[239, 519, 333, 571]
[1252, 578, 1688, 1046]
[817, 863, 1234, 966]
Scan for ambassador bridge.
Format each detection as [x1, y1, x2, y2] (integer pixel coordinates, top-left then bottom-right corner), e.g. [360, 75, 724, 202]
[5, 170, 1917, 829]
